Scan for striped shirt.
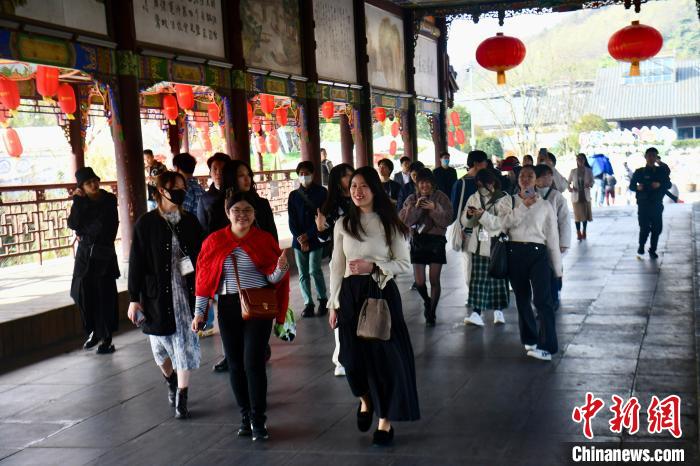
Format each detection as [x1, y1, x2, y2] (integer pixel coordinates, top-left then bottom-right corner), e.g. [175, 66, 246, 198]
[194, 247, 287, 315]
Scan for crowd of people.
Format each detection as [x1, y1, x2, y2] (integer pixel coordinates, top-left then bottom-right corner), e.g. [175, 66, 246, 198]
[67, 146, 671, 446]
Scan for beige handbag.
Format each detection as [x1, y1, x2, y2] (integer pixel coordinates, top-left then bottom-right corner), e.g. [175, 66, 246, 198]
[356, 271, 391, 341]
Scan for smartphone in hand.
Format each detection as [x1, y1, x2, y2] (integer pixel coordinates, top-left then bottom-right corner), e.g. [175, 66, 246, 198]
[524, 187, 536, 198]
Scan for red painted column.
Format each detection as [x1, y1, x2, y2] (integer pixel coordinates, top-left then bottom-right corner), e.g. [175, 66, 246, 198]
[339, 113, 354, 167]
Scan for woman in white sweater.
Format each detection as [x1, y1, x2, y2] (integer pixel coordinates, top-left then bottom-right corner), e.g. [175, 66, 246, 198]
[462, 169, 512, 327]
[328, 167, 420, 446]
[502, 165, 562, 361]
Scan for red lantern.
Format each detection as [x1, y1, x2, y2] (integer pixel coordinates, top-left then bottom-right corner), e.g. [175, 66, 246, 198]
[389, 140, 397, 156]
[275, 107, 288, 127]
[321, 101, 334, 122]
[247, 102, 253, 123]
[256, 134, 267, 154]
[390, 121, 399, 138]
[57, 83, 76, 120]
[207, 102, 220, 124]
[263, 119, 273, 133]
[0, 78, 20, 112]
[175, 84, 194, 111]
[455, 129, 466, 145]
[195, 119, 209, 131]
[608, 20, 663, 77]
[267, 132, 279, 154]
[162, 94, 179, 125]
[450, 111, 461, 128]
[36, 65, 59, 99]
[374, 107, 386, 123]
[252, 116, 262, 134]
[203, 134, 213, 152]
[2, 127, 22, 157]
[475, 32, 526, 85]
[259, 94, 275, 116]
[447, 131, 455, 147]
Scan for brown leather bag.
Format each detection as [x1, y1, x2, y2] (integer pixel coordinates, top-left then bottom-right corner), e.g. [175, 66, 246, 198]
[356, 272, 391, 341]
[231, 253, 279, 321]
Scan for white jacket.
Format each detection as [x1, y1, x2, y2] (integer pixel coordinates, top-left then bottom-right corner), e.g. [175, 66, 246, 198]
[538, 186, 571, 250]
[462, 191, 513, 257]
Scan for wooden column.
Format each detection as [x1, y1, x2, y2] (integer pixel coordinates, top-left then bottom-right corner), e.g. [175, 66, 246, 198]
[339, 113, 354, 167]
[299, 0, 322, 183]
[167, 118, 180, 156]
[181, 116, 189, 153]
[402, 9, 418, 163]
[223, 0, 250, 163]
[68, 84, 85, 175]
[110, 0, 147, 261]
[353, 0, 372, 167]
[435, 17, 448, 164]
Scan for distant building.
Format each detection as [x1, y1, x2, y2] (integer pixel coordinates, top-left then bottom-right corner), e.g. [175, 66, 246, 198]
[585, 57, 700, 139]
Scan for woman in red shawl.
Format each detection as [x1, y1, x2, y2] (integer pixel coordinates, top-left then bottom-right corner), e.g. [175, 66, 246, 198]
[191, 191, 289, 442]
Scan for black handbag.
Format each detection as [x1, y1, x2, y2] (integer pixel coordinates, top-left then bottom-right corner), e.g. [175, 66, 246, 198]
[488, 232, 509, 279]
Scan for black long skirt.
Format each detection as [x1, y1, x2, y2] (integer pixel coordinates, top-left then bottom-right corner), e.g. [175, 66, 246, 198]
[337, 275, 420, 421]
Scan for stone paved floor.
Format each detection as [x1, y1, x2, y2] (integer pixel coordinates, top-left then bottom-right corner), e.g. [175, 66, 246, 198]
[0, 204, 697, 465]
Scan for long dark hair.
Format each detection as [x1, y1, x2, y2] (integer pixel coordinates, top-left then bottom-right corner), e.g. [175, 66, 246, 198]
[321, 163, 354, 216]
[342, 166, 409, 247]
[223, 159, 258, 196]
[577, 153, 591, 169]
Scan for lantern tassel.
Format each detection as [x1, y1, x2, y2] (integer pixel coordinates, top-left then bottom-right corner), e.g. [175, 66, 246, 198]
[66, 113, 75, 120]
[629, 61, 641, 77]
[497, 71, 506, 85]
[168, 119, 176, 125]
[43, 97, 56, 104]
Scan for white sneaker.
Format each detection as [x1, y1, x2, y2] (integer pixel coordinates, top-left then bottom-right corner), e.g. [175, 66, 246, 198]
[464, 313, 485, 327]
[527, 349, 552, 361]
[493, 310, 505, 325]
[524, 344, 537, 352]
[334, 365, 346, 377]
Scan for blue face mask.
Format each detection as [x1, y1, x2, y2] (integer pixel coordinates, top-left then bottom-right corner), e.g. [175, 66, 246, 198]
[441, 158, 450, 167]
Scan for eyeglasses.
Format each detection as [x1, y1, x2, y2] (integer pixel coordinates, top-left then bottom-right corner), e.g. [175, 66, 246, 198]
[232, 208, 254, 215]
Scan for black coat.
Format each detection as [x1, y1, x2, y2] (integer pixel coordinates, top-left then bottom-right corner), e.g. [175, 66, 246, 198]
[67, 190, 120, 279]
[128, 210, 203, 336]
[433, 166, 457, 196]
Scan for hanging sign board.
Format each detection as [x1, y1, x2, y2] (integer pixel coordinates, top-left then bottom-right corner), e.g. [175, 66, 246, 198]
[365, 3, 405, 92]
[414, 35, 439, 98]
[313, 0, 357, 83]
[7, 0, 107, 36]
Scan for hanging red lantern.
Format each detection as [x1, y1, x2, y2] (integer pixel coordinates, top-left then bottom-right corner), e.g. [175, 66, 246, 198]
[207, 101, 220, 124]
[455, 128, 466, 145]
[175, 84, 194, 111]
[267, 132, 279, 154]
[447, 131, 455, 147]
[390, 121, 399, 138]
[0, 78, 20, 113]
[259, 94, 275, 116]
[247, 102, 253, 124]
[203, 134, 213, 152]
[275, 107, 288, 127]
[57, 83, 76, 120]
[475, 32, 526, 85]
[195, 119, 209, 131]
[608, 20, 663, 77]
[35, 65, 59, 99]
[263, 118, 273, 133]
[162, 94, 179, 125]
[256, 134, 267, 154]
[252, 116, 262, 134]
[374, 107, 386, 123]
[2, 127, 23, 157]
[389, 140, 397, 156]
[450, 111, 461, 128]
[321, 101, 334, 122]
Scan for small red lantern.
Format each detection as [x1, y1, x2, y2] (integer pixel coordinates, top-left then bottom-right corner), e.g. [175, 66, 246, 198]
[2, 127, 23, 157]
[455, 128, 466, 145]
[447, 131, 455, 147]
[247, 102, 253, 123]
[263, 119, 273, 133]
[57, 83, 76, 120]
[267, 132, 279, 154]
[390, 121, 399, 138]
[256, 134, 267, 154]
[374, 107, 386, 123]
[203, 134, 213, 152]
[195, 119, 209, 131]
[389, 140, 397, 156]
[36, 65, 59, 99]
[476, 32, 526, 85]
[321, 101, 334, 122]
[207, 102, 220, 124]
[175, 84, 194, 111]
[608, 20, 663, 77]
[275, 107, 288, 127]
[162, 94, 179, 125]
[252, 116, 262, 134]
[0, 78, 20, 113]
[450, 111, 461, 128]
[259, 94, 275, 116]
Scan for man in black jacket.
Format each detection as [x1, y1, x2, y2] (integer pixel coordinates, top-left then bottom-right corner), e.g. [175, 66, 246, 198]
[396, 161, 424, 211]
[433, 152, 457, 195]
[196, 152, 230, 235]
[378, 158, 401, 203]
[393, 156, 411, 186]
[630, 147, 672, 259]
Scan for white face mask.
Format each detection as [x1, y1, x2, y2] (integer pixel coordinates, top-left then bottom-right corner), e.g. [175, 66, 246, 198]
[300, 175, 313, 187]
[536, 187, 550, 197]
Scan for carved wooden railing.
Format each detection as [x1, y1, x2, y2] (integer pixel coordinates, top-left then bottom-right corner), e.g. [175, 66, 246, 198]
[0, 169, 296, 265]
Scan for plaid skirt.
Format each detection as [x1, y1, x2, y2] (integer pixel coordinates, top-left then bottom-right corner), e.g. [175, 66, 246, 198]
[468, 254, 510, 310]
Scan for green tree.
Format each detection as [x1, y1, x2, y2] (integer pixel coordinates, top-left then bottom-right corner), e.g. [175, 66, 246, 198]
[476, 136, 503, 158]
[573, 114, 611, 133]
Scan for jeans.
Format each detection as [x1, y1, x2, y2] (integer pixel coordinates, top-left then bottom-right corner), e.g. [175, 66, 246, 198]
[294, 248, 327, 305]
[638, 202, 663, 252]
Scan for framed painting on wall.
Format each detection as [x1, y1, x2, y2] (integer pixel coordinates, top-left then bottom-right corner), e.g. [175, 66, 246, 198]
[365, 3, 405, 92]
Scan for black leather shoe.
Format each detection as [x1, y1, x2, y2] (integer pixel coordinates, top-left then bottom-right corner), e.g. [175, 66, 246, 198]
[251, 424, 269, 441]
[356, 402, 373, 432]
[649, 249, 659, 259]
[175, 387, 190, 419]
[301, 303, 315, 318]
[372, 426, 394, 446]
[96, 337, 115, 354]
[83, 332, 99, 350]
[213, 358, 228, 372]
[164, 372, 178, 407]
[237, 416, 252, 437]
[265, 344, 272, 363]
[317, 299, 328, 317]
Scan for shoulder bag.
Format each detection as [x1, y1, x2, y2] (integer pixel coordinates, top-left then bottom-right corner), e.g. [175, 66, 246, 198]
[449, 179, 466, 252]
[231, 252, 279, 320]
[487, 195, 514, 280]
[356, 269, 391, 341]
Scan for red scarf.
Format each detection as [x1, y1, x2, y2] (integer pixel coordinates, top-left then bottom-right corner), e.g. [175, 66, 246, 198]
[196, 226, 290, 323]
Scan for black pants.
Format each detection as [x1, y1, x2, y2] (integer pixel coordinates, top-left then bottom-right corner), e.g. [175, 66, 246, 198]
[507, 243, 558, 354]
[217, 294, 273, 426]
[637, 202, 663, 252]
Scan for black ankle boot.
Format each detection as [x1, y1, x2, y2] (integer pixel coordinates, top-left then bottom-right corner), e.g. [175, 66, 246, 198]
[96, 335, 115, 354]
[164, 372, 178, 407]
[175, 387, 190, 419]
[426, 300, 438, 327]
[237, 414, 252, 437]
[83, 332, 99, 350]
